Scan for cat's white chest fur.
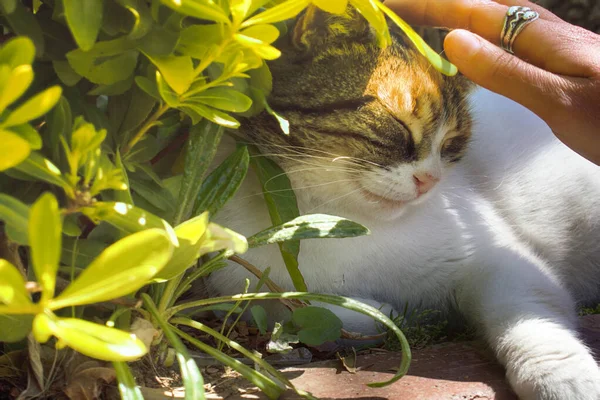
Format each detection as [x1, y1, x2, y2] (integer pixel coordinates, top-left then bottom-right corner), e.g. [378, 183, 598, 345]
[209, 88, 600, 400]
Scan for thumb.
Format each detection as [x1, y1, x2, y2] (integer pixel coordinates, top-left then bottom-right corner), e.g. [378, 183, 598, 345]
[443, 29, 565, 122]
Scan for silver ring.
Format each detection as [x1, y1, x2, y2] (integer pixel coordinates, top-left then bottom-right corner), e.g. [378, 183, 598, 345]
[500, 6, 539, 54]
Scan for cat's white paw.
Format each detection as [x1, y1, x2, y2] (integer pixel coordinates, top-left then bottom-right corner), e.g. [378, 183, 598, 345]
[507, 350, 600, 400]
[498, 321, 600, 400]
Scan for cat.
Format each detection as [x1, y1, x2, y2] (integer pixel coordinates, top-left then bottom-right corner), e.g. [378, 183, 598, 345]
[207, 7, 600, 400]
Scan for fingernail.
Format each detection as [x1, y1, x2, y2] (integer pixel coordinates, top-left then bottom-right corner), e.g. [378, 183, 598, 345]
[446, 30, 484, 62]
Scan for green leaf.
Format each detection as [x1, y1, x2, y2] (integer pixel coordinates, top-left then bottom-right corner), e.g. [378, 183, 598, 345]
[52, 60, 82, 86]
[0, 36, 35, 68]
[0, 65, 33, 114]
[173, 120, 223, 225]
[241, 0, 310, 27]
[134, 76, 161, 101]
[66, 38, 139, 85]
[0, 1, 45, 56]
[11, 152, 72, 195]
[11, 124, 42, 150]
[160, 0, 230, 24]
[156, 71, 180, 107]
[193, 146, 249, 218]
[248, 214, 370, 247]
[142, 294, 205, 400]
[0, 314, 33, 342]
[180, 104, 240, 128]
[0, 259, 32, 306]
[187, 88, 253, 113]
[29, 192, 61, 302]
[177, 24, 223, 60]
[51, 229, 173, 309]
[88, 77, 134, 96]
[46, 96, 72, 162]
[61, 237, 107, 269]
[32, 314, 147, 362]
[251, 150, 306, 292]
[250, 305, 267, 335]
[0, 193, 29, 245]
[63, 0, 104, 51]
[292, 306, 343, 346]
[137, 24, 179, 56]
[144, 54, 194, 95]
[0, 0, 16, 14]
[1, 86, 62, 128]
[81, 201, 177, 240]
[115, 0, 153, 40]
[113, 84, 157, 137]
[113, 361, 144, 400]
[0, 129, 30, 171]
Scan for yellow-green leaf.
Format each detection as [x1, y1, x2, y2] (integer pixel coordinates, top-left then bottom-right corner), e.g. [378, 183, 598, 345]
[240, 24, 280, 44]
[186, 87, 252, 113]
[11, 124, 42, 150]
[51, 229, 173, 309]
[63, 0, 104, 51]
[234, 34, 281, 60]
[33, 314, 147, 362]
[0, 129, 30, 171]
[349, 0, 390, 47]
[0, 259, 32, 306]
[0, 36, 35, 68]
[198, 222, 248, 256]
[2, 86, 62, 128]
[0, 64, 33, 113]
[180, 104, 240, 128]
[312, 0, 347, 14]
[242, 0, 310, 27]
[230, 0, 253, 23]
[152, 213, 209, 281]
[145, 54, 194, 95]
[29, 192, 61, 302]
[81, 201, 178, 242]
[376, 1, 457, 76]
[160, 0, 230, 24]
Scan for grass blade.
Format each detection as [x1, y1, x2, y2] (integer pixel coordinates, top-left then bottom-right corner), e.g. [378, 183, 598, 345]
[142, 294, 205, 400]
[112, 361, 144, 400]
[169, 292, 411, 387]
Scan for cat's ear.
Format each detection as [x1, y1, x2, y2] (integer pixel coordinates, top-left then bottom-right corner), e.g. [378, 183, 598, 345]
[292, 5, 372, 50]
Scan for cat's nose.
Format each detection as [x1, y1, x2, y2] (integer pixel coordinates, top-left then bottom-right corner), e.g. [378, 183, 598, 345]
[413, 172, 439, 195]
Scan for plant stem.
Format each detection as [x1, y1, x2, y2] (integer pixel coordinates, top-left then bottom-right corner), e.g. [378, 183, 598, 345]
[122, 103, 170, 155]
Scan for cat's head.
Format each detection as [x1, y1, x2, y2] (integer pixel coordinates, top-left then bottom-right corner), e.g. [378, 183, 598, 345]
[242, 6, 473, 220]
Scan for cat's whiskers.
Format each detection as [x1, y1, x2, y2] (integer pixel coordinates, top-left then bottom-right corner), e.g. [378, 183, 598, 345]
[306, 186, 367, 213]
[261, 166, 364, 193]
[239, 140, 381, 169]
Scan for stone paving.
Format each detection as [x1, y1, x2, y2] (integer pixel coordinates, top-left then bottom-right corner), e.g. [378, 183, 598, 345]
[268, 315, 600, 400]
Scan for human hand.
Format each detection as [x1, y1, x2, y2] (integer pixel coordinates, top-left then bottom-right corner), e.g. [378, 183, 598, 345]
[386, 0, 600, 165]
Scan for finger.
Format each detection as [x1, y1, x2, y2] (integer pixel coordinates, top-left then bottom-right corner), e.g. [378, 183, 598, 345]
[443, 29, 569, 127]
[385, 0, 599, 77]
[491, 0, 562, 22]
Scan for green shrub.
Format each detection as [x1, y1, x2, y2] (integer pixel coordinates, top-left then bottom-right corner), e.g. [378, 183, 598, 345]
[0, 1, 455, 398]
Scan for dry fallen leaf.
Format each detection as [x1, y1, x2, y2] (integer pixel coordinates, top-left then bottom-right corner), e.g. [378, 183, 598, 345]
[63, 358, 116, 400]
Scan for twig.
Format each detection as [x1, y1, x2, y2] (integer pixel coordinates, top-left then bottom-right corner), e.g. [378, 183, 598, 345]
[229, 255, 306, 310]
